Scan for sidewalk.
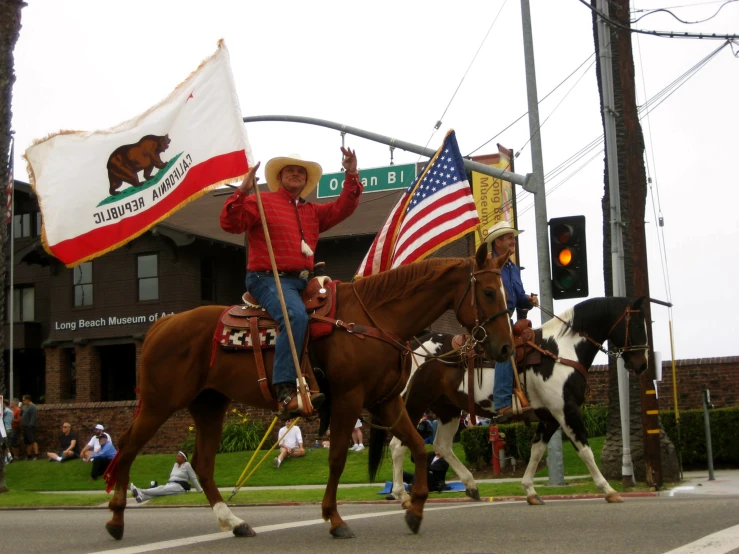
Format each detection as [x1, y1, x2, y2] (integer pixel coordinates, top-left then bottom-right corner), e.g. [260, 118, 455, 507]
[661, 469, 739, 497]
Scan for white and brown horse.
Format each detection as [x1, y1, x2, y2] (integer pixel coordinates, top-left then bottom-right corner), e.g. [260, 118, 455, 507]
[374, 297, 649, 505]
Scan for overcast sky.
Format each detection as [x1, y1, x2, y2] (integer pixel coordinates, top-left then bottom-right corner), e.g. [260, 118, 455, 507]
[11, 0, 739, 362]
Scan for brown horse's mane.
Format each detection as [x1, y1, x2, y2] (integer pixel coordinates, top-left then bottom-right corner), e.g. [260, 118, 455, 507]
[349, 257, 469, 309]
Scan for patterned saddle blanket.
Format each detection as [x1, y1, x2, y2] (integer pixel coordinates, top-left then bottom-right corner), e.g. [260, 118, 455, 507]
[214, 277, 338, 350]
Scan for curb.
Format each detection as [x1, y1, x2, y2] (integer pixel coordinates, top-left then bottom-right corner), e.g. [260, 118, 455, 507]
[0, 491, 658, 511]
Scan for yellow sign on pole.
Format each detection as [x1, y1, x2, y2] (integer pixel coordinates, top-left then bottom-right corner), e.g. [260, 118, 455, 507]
[472, 145, 515, 251]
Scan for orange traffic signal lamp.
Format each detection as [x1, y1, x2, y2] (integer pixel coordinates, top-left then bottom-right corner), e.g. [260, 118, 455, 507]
[549, 215, 588, 300]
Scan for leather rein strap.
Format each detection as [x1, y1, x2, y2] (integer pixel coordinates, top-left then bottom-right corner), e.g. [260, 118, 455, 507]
[523, 339, 589, 383]
[250, 317, 274, 403]
[309, 314, 406, 350]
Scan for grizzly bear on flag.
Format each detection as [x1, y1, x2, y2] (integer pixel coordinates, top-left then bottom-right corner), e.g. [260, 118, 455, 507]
[107, 134, 171, 196]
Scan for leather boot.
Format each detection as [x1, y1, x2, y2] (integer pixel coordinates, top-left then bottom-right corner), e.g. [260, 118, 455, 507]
[273, 383, 325, 420]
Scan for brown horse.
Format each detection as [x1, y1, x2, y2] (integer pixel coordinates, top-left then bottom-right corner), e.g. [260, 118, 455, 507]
[104, 244, 514, 540]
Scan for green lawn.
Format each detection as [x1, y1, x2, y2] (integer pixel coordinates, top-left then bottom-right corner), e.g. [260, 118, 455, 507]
[1, 436, 630, 507]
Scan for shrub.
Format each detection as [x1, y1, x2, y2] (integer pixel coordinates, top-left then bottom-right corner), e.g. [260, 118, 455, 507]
[180, 409, 265, 454]
[581, 404, 608, 437]
[662, 407, 739, 468]
[460, 423, 537, 467]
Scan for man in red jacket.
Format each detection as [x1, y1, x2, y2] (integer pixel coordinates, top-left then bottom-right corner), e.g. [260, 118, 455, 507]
[220, 148, 362, 418]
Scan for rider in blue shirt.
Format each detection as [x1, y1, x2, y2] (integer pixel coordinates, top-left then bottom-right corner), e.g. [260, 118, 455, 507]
[486, 221, 538, 420]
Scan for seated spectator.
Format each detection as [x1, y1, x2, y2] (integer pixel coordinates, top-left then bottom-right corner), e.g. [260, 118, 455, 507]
[416, 412, 434, 445]
[46, 422, 79, 462]
[80, 424, 112, 462]
[350, 418, 365, 451]
[129, 451, 203, 503]
[403, 450, 450, 493]
[274, 418, 304, 468]
[88, 433, 117, 482]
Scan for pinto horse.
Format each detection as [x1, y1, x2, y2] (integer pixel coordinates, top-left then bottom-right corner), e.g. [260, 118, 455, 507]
[103, 244, 514, 540]
[375, 296, 649, 506]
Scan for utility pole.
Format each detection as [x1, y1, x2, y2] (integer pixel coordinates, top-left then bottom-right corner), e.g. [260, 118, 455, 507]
[595, 0, 634, 487]
[520, 0, 564, 486]
[612, 0, 663, 488]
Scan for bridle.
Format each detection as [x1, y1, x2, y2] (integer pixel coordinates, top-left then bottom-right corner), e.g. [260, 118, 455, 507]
[602, 306, 650, 359]
[454, 261, 512, 349]
[539, 303, 649, 360]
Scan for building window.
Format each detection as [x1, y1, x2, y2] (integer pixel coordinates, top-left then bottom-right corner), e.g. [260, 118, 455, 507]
[201, 258, 216, 301]
[13, 213, 32, 238]
[6, 286, 35, 322]
[73, 262, 93, 307]
[138, 254, 159, 301]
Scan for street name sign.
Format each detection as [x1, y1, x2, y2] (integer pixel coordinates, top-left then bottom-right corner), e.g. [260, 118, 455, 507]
[317, 163, 416, 199]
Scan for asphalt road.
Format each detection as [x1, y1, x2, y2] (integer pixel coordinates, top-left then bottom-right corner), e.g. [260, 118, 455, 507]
[3, 496, 739, 554]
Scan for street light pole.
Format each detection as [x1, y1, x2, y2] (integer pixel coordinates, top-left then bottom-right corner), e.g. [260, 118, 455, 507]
[520, 0, 563, 486]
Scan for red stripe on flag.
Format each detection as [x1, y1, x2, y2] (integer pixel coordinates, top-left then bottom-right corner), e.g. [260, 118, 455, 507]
[48, 150, 247, 264]
[393, 214, 480, 267]
[392, 200, 477, 262]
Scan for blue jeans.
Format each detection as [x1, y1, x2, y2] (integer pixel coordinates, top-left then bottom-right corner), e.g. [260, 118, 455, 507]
[245, 272, 308, 386]
[493, 358, 513, 411]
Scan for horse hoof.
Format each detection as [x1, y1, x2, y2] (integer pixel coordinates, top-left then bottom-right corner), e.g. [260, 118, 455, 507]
[401, 499, 412, 510]
[233, 523, 256, 537]
[466, 488, 481, 501]
[330, 523, 355, 539]
[105, 523, 124, 540]
[605, 492, 624, 503]
[526, 495, 545, 505]
[405, 511, 423, 534]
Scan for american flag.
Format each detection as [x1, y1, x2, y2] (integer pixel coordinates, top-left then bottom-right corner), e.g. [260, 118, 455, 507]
[356, 130, 479, 276]
[5, 138, 13, 225]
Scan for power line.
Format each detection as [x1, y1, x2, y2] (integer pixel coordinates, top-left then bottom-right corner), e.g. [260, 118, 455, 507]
[420, 0, 510, 154]
[578, 0, 739, 39]
[467, 53, 596, 157]
[632, 0, 738, 24]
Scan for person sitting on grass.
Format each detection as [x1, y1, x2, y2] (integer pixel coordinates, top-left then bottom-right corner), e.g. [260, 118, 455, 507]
[402, 450, 450, 493]
[129, 451, 202, 503]
[274, 418, 305, 468]
[46, 421, 79, 462]
[88, 433, 116, 482]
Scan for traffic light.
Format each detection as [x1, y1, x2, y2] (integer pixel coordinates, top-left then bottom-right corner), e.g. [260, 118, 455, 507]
[549, 215, 588, 300]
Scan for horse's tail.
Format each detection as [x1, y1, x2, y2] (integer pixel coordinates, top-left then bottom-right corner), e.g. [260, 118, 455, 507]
[368, 419, 388, 482]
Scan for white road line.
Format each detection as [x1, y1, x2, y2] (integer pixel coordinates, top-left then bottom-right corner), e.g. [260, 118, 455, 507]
[662, 523, 739, 554]
[88, 502, 508, 554]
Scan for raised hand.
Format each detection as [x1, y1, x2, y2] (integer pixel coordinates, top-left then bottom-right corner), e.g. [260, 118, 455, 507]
[340, 147, 357, 174]
[238, 161, 261, 194]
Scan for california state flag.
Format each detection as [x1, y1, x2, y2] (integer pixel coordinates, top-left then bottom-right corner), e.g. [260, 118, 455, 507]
[24, 40, 251, 267]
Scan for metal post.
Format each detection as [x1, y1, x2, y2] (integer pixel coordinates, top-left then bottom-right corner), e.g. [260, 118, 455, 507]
[702, 390, 715, 481]
[520, 0, 563, 486]
[242, 115, 535, 192]
[8, 137, 14, 399]
[595, 0, 633, 486]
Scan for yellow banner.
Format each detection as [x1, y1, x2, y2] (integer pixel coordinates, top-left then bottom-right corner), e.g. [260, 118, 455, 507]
[472, 145, 515, 250]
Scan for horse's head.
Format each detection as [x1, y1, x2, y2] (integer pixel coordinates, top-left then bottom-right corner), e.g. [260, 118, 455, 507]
[453, 243, 515, 362]
[610, 296, 650, 374]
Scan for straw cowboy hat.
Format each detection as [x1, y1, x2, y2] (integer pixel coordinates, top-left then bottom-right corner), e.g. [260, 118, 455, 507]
[264, 153, 323, 199]
[483, 220, 522, 245]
